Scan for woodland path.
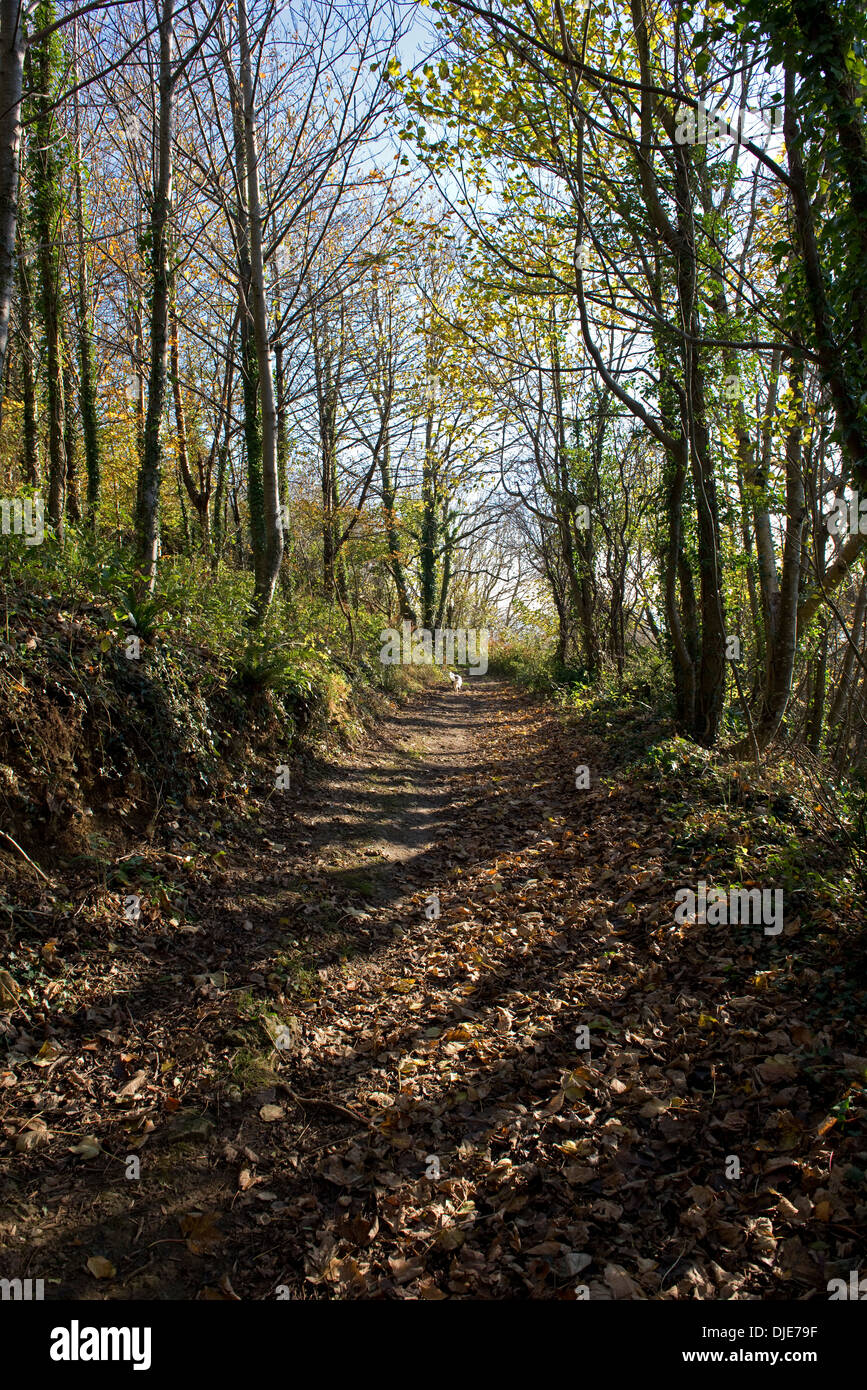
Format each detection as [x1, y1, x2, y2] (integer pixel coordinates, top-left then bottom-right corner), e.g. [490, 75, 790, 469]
[3, 678, 860, 1300]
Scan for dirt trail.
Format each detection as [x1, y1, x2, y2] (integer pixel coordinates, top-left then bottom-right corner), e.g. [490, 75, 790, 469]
[295, 672, 484, 866]
[3, 677, 863, 1300]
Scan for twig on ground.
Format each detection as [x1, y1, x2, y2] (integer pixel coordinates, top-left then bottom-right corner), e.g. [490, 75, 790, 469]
[0, 830, 51, 882]
[277, 1081, 374, 1131]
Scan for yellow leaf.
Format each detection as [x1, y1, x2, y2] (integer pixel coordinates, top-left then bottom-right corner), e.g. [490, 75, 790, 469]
[0, 970, 20, 1006]
[34, 1040, 63, 1067]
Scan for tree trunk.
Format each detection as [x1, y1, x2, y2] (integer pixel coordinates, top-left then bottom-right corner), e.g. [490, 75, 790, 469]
[673, 146, 726, 744]
[736, 362, 806, 755]
[273, 313, 294, 594]
[227, 74, 265, 598]
[129, 290, 145, 458]
[71, 19, 100, 522]
[419, 400, 438, 628]
[169, 289, 210, 545]
[0, 0, 26, 410]
[63, 342, 80, 522]
[380, 435, 414, 621]
[16, 212, 38, 485]
[211, 315, 236, 568]
[321, 391, 339, 598]
[658, 365, 696, 731]
[238, 0, 283, 620]
[806, 622, 829, 753]
[827, 572, 867, 731]
[434, 517, 452, 630]
[135, 0, 175, 592]
[29, 7, 68, 539]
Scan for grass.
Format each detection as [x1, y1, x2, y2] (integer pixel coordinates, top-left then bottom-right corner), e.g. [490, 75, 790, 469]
[227, 1048, 284, 1094]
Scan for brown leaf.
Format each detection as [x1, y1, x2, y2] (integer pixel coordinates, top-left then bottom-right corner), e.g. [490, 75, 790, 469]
[0, 969, 21, 1007]
[564, 1165, 597, 1185]
[418, 1279, 448, 1299]
[757, 1055, 798, 1084]
[116, 1069, 147, 1099]
[69, 1136, 101, 1159]
[388, 1255, 424, 1284]
[639, 1097, 670, 1118]
[258, 1103, 284, 1122]
[180, 1212, 224, 1255]
[603, 1263, 644, 1299]
[16, 1119, 49, 1151]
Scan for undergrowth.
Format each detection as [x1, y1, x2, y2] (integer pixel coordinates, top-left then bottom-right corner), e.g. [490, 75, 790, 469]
[0, 539, 423, 862]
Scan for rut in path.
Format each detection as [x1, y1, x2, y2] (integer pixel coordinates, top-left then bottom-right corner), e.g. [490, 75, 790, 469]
[5, 677, 857, 1299]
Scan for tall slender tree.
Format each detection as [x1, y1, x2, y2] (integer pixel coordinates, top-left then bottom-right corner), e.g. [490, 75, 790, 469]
[135, 0, 176, 591]
[71, 18, 100, 522]
[28, 0, 68, 538]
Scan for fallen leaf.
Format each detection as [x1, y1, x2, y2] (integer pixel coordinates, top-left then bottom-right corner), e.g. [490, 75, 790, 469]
[639, 1097, 670, 1118]
[33, 1039, 63, 1067]
[16, 1119, 49, 1151]
[757, 1055, 798, 1084]
[69, 1136, 101, 1159]
[604, 1262, 644, 1299]
[179, 1212, 223, 1255]
[116, 1069, 147, 1099]
[0, 970, 21, 1007]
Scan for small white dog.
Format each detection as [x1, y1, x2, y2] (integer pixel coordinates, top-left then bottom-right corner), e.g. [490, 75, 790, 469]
[447, 669, 463, 691]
